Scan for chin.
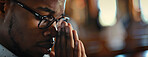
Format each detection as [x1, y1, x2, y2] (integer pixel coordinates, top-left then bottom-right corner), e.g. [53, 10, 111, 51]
[29, 41, 54, 56]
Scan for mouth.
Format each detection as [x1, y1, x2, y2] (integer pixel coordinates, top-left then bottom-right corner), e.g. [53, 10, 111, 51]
[35, 37, 55, 53]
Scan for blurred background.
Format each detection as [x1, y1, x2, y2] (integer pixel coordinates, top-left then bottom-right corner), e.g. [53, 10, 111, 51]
[65, 0, 148, 57]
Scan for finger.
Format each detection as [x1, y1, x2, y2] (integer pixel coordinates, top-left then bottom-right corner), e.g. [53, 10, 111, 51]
[55, 26, 61, 57]
[60, 21, 68, 57]
[80, 41, 87, 57]
[72, 30, 79, 42]
[49, 51, 55, 57]
[68, 23, 73, 30]
[65, 23, 74, 57]
[73, 30, 87, 57]
[74, 40, 81, 57]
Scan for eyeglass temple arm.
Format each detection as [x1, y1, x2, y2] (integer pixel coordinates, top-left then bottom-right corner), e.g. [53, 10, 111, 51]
[14, 0, 42, 19]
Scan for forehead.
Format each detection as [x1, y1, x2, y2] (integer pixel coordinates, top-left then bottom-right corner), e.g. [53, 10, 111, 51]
[19, 0, 65, 8]
[19, 0, 66, 16]
[20, 0, 64, 3]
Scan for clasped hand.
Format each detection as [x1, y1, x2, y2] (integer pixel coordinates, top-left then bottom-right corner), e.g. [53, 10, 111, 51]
[50, 21, 86, 57]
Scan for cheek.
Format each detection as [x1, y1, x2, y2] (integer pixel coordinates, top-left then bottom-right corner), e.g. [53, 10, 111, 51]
[12, 20, 43, 51]
[13, 10, 43, 44]
[28, 19, 39, 29]
[14, 7, 39, 28]
[15, 12, 39, 29]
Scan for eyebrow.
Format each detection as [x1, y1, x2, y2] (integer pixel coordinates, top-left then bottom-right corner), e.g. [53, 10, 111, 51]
[37, 7, 55, 13]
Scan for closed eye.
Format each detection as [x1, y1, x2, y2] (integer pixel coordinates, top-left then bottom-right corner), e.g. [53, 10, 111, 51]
[37, 7, 55, 15]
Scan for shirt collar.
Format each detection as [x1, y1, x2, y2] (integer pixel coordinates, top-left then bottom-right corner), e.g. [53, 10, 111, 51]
[0, 44, 17, 57]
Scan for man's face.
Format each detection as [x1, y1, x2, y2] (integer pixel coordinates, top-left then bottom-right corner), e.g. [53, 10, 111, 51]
[6, 0, 66, 56]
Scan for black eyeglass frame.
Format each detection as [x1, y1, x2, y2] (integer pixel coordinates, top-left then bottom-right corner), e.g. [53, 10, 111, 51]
[14, 0, 66, 29]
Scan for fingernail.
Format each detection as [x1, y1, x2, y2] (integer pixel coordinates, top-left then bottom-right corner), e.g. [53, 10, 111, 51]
[68, 23, 71, 26]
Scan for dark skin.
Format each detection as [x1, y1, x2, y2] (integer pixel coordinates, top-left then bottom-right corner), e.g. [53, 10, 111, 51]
[0, 0, 86, 57]
[54, 21, 86, 57]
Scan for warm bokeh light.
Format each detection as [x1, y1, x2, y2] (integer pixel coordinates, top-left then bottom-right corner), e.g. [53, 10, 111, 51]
[133, 0, 140, 11]
[65, 0, 148, 57]
[140, 0, 148, 24]
[98, 0, 117, 26]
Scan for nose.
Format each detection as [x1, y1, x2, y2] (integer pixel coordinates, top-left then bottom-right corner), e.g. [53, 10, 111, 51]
[43, 17, 69, 37]
[43, 22, 58, 37]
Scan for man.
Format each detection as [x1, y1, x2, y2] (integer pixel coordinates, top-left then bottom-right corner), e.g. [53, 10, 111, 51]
[0, 0, 86, 57]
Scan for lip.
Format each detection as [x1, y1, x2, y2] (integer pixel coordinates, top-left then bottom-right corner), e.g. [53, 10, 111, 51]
[38, 43, 54, 48]
[35, 38, 55, 49]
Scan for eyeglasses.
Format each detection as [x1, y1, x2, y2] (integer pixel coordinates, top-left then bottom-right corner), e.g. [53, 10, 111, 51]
[14, 0, 69, 29]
